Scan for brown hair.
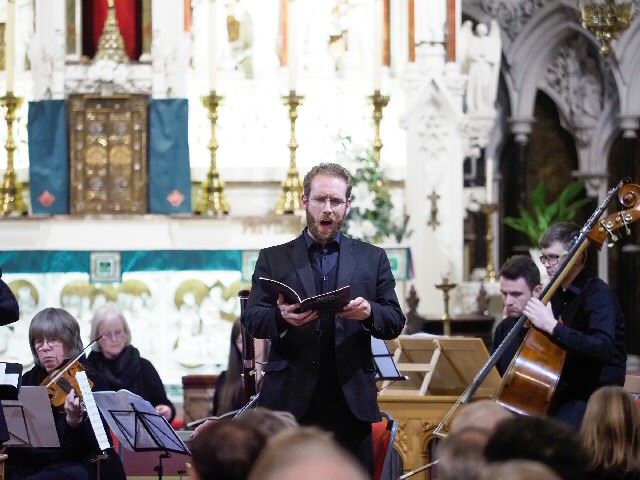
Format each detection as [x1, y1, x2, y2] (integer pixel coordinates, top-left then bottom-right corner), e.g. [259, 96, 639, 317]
[302, 163, 352, 198]
[580, 386, 640, 473]
[539, 222, 580, 249]
[499, 255, 541, 291]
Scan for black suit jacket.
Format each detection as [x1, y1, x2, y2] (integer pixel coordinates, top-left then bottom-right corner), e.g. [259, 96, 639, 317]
[0, 269, 18, 326]
[242, 233, 405, 423]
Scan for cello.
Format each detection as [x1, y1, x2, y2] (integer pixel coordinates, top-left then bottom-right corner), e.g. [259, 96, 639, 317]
[434, 179, 640, 436]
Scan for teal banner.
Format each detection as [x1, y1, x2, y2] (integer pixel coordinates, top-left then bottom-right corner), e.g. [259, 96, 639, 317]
[0, 250, 243, 274]
[27, 100, 69, 214]
[149, 99, 191, 214]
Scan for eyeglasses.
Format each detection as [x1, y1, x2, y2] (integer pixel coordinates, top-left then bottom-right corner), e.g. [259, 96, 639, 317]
[539, 253, 566, 266]
[34, 337, 63, 350]
[309, 196, 348, 210]
[101, 330, 126, 341]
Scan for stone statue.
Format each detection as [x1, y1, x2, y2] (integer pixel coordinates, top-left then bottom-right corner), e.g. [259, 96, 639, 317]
[459, 20, 502, 114]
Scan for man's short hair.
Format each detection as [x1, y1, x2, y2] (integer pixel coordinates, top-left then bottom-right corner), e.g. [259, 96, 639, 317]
[190, 419, 266, 480]
[539, 222, 580, 249]
[303, 163, 352, 198]
[484, 416, 588, 480]
[499, 255, 540, 291]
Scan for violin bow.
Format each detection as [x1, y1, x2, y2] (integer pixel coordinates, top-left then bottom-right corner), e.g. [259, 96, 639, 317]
[45, 335, 103, 388]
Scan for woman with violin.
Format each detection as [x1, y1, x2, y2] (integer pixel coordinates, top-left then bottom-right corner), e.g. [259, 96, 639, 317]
[522, 223, 627, 429]
[7, 307, 125, 480]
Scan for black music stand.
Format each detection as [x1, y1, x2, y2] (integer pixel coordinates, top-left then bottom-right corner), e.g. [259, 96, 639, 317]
[371, 338, 406, 382]
[93, 390, 189, 480]
[1, 386, 59, 448]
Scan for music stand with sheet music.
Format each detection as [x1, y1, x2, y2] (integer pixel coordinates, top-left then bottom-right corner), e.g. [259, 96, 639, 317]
[93, 390, 189, 480]
[1, 386, 60, 448]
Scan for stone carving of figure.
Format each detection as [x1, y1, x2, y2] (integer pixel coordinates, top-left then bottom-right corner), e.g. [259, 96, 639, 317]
[459, 20, 502, 114]
[332, 0, 371, 79]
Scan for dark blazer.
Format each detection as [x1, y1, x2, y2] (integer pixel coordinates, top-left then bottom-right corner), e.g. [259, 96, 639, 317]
[0, 269, 19, 326]
[242, 233, 405, 423]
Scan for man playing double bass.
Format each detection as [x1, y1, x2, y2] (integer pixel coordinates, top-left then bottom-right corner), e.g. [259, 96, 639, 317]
[522, 222, 627, 429]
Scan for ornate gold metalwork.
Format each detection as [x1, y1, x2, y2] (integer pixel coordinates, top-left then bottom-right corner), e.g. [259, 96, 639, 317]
[276, 90, 304, 215]
[94, 0, 129, 63]
[69, 94, 148, 214]
[0, 92, 26, 216]
[370, 89, 390, 167]
[427, 190, 440, 230]
[435, 276, 457, 336]
[580, 0, 634, 56]
[195, 92, 229, 216]
[482, 202, 498, 282]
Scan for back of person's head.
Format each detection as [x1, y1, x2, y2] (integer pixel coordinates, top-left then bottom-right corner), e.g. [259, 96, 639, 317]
[539, 222, 580, 249]
[580, 386, 640, 473]
[248, 427, 367, 480]
[189, 419, 265, 480]
[235, 407, 298, 437]
[450, 400, 513, 434]
[499, 255, 541, 290]
[481, 460, 561, 480]
[484, 416, 588, 480]
[437, 427, 489, 480]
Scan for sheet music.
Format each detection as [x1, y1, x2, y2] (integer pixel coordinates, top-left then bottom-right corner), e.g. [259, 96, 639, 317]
[75, 371, 111, 452]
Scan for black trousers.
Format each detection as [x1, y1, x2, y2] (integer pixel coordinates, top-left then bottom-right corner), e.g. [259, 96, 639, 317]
[300, 388, 374, 477]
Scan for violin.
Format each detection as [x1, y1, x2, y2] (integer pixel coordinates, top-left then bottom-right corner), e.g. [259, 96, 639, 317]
[41, 358, 94, 409]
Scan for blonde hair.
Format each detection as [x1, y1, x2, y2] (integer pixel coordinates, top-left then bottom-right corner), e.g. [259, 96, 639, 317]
[89, 303, 132, 351]
[580, 386, 640, 472]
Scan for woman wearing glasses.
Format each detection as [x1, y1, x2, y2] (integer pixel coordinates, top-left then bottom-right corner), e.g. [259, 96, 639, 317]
[86, 303, 175, 422]
[7, 307, 125, 480]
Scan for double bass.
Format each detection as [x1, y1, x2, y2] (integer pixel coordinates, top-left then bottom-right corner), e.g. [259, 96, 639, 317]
[435, 179, 640, 435]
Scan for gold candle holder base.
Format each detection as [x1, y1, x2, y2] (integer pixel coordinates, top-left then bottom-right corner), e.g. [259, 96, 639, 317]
[0, 92, 26, 217]
[276, 90, 304, 215]
[482, 203, 498, 282]
[435, 277, 457, 336]
[195, 92, 229, 216]
[369, 90, 390, 167]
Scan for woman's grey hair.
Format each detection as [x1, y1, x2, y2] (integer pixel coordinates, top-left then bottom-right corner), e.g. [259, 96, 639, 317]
[29, 307, 84, 365]
[89, 303, 132, 351]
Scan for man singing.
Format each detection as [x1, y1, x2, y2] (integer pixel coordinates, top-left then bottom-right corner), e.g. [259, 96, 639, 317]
[242, 163, 405, 473]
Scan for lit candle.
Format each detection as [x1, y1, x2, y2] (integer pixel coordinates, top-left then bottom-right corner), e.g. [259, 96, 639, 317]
[6, 0, 15, 93]
[373, 0, 382, 91]
[486, 157, 494, 202]
[208, 0, 218, 91]
[288, 0, 296, 91]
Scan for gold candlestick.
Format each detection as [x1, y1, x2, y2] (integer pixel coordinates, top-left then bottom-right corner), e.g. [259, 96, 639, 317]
[482, 203, 498, 282]
[435, 276, 457, 336]
[276, 90, 304, 215]
[0, 92, 25, 216]
[195, 91, 229, 216]
[369, 90, 389, 167]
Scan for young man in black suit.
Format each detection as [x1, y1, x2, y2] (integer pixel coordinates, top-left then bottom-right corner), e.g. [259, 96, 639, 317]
[242, 163, 405, 473]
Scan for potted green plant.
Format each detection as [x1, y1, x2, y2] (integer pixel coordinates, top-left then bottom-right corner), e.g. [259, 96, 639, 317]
[503, 179, 590, 247]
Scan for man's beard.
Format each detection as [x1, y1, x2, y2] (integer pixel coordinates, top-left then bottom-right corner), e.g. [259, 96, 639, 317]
[306, 209, 344, 244]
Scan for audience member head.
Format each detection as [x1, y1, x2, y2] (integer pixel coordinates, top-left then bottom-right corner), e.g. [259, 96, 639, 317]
[248, 427, 368, 480]
[484, 416, 588, 480]
[29, 307, 84, 370]
[437, 427, 489, 480]
[235, 407, 298, 437]
[499, 255, 542, 318]
[481, 460, 561, 480]
[580, 386, 640, 474]
[450, 400, 513, 435]
[90, 303, 132, 359]
[188, 419, 266, 480]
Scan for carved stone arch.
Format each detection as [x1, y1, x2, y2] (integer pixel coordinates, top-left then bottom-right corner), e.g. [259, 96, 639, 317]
[612, 18, 640, 115]
[506, 11, 599, 121]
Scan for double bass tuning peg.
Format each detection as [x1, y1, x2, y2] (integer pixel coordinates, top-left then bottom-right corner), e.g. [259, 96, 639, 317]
[622, 212, 632, 236]
[602, 220, 618, 247]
